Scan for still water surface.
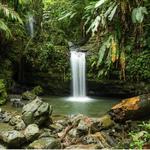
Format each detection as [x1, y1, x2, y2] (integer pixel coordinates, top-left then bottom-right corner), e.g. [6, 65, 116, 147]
[43, 96, 120, 117]
[2, 96, 120, 117]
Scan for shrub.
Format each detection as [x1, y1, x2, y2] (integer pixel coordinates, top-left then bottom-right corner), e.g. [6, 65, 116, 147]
[0, 79, 7, 105]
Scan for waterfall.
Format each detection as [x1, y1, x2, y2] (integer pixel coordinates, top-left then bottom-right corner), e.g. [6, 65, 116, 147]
[70, 51, 86, 97]
[28, 14, 34, 38]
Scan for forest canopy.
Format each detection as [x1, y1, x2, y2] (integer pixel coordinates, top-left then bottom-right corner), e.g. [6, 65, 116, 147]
[0, 0, 149, 91]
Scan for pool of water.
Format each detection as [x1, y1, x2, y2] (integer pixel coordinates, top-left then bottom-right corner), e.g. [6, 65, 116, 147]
[43, 96, 120, 117]
[1, 96, 120, 118]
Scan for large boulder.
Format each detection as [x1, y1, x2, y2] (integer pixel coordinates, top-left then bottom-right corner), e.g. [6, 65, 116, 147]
[22, 97, 52, 125]
[24, 124, 40, 141]
[28, 137, 61, 149]
[0, 130, 25, 148]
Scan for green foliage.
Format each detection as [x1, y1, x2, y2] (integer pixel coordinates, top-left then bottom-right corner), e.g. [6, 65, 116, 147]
[126, 51, 150, 81]
[132, 7, 148, 23]
[0, 19, 11, 38]
[0, 60, 13, 88]
[82, 0, 149, 80]
[0, 2, 23, 38]
[0, 79, 7, 105]
[22, 90, 36, 101]
[129, 121, 150, 149]
[31, 85, 43, 96]
[0, 0, 149, 91]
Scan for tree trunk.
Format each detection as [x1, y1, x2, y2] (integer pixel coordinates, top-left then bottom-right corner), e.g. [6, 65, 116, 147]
[108, 93, 150, 122]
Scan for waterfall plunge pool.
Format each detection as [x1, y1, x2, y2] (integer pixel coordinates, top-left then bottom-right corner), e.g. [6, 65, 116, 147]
[43, 96, 120, 117]
[2, 96, 120, 118]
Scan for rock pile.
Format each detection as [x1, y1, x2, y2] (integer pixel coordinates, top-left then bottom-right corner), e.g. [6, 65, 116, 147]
[0, 96, 135, 149]
[0, 97, 61, 149]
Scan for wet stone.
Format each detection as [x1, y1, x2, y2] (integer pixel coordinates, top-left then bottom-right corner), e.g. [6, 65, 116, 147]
[28, 137, 61, 149]
[24, 124, 40, 141]
[0, 130, 25, 148]
[22, 97, 52, 125]
[9, 115, 22, 126]
[68, 128, 80, 138]
[14, 120, 26, 131]
[0, 111, 11, 123]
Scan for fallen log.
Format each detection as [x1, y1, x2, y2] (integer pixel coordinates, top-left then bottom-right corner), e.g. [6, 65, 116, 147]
[108, 93, 150, 122]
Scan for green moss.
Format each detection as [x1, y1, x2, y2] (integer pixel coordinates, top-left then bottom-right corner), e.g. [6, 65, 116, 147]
[31, 85, 43, 96]
[0, 79, 7, 105]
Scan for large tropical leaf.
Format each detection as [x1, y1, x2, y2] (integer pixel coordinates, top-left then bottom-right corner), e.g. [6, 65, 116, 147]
[87, 15, 101, 35]
[108, 4, 118, 21]
[97, 35, 112, 66]
[104, 2, 116, 17]
[58, 12, 72, 21]
[95, 0, 108, 8]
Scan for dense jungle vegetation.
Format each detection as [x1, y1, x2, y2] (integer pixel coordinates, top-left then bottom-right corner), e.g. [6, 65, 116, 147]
[0, 1, 150, 149]
[0, 0, 149, 98]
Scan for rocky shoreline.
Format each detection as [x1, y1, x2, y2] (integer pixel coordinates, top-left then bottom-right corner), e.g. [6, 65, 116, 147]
[0, 96, 141, 149]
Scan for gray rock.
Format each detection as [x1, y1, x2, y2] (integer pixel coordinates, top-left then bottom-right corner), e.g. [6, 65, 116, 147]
[14, 120, 26, 131]
[34, 103, 49, 117]
[22, 111, 33, 125]
[39, 132, 53, 138]
[0, 130, 25, 148]
[22, 97, 52, 125]
[77, 120, 89, 134]
[70, 114, 84, 126]
[7, 114, 26, 131]
[65, 144, 100, 149]
[22, 98, 42, 114]
[82, 132, 110, 148]
[28, 137, 61, 149]
[49, 123, 64, 132]
[9, 115, 22, 126]
[68, 128, 80, 138]
[22, 91, 36, 101]
[39, 128, 54, 138]
[83, 135, 98, 144]
[0, 111, 11, 123]
[24, 124, 40, 141]
[10, 98, 24, 108]
[56, 119, 69, 127]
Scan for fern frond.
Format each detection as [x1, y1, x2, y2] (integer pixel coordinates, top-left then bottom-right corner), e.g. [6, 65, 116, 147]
[0, 19, 12, 38]
[0, 3, 23, 24]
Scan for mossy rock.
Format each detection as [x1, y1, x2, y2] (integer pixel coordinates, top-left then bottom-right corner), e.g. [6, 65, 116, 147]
[28, 137, 61, 149]
[22, 91, 36, 101]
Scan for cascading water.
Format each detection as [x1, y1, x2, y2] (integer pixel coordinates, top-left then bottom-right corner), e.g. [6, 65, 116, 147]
[67, 42, 92, 102]
[28, 14, 34, 38]
[71, 51, 86, 97]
